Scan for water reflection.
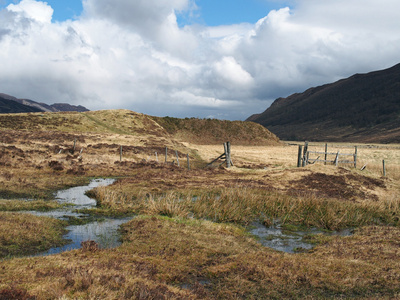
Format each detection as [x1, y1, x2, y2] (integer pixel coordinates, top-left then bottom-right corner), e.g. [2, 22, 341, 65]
[28, 178, 134, 256]
[39, 218, 131, 256]
[250, 222, 352, 253]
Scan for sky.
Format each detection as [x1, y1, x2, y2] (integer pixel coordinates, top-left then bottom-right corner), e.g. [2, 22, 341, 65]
[0, 0, 399, 120]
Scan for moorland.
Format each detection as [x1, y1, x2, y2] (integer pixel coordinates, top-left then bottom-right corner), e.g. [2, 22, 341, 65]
[0, 110, 399, 299]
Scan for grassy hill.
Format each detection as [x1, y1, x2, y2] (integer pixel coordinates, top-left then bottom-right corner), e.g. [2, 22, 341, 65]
[247, 63, 400, 143]
[151, 116, 280, 145]
[0, 109, 280, 146]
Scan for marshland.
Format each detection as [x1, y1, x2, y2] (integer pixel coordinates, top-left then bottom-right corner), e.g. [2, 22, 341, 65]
[0, 110, 399, 299]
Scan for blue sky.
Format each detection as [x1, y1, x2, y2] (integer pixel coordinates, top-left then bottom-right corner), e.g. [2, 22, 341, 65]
[0, 0, 83, 21]
[181, 0, 293, 26]
[1, 0, 399, 120]
[1, 0, 292, 25]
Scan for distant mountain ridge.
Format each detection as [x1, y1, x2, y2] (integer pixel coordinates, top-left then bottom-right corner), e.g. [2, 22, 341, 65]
[0, 93, 89, 113]
[247, 63, 400, 143]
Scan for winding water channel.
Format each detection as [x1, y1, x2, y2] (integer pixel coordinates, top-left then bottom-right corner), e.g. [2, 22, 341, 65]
[28, 178, 132, 256]
[25, 179, 351, 256]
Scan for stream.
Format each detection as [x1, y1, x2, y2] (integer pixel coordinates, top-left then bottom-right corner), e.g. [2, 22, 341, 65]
[26, 179, 352, 255]
[28, 178, 132, 256]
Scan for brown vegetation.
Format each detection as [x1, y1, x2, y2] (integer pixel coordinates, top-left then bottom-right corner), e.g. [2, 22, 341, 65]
[0, 110, 399, 298]
[0, 212, 67, 258]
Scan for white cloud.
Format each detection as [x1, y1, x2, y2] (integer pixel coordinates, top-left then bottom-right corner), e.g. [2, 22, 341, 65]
[7, 0, 53, 23]
[0, 0, 400, 120]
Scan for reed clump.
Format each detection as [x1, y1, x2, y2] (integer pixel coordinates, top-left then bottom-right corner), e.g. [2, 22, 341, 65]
[190, 188, 400, 229]
[144, 192, 192, 218]
[87, 186, 137, 215]
[92, 186, 400, 230]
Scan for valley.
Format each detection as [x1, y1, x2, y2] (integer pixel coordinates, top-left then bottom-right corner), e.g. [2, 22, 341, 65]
[0, 110, 399, 299]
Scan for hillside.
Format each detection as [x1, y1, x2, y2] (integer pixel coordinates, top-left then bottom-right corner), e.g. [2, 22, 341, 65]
[0, 93, 89, 113]
[151, 116, 280, 145]
[247, 63, 400, 143]
[0, 109, 280, 146]
[0, 96, 43, 113]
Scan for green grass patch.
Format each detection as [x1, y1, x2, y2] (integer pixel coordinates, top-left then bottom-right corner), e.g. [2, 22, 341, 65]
[0, 199, 64, 212]
[0, 212, 68, 258]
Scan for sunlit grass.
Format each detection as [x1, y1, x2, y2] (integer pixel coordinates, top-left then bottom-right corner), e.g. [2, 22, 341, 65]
[89, 186, 400, 230]
[1, 216, 399, 299]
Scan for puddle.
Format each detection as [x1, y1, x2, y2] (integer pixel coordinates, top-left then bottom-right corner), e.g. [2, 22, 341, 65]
[38, 218, 131, 256]
[250, 222, 352, 253]
[26, 178, 134, 256]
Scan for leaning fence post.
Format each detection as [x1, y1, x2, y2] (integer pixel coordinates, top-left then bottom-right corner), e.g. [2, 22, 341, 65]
[335, 151, 339, 166]
[175, 150, 180, 167]
[297, 145, 303, 167]
[187, 154, 190, 170]
[120, 145, 123, 161]
[354, 146, 358, 168]
[383, 160, 386, 177]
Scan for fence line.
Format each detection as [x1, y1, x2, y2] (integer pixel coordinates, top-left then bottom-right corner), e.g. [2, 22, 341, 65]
[298, 142, 358, 168]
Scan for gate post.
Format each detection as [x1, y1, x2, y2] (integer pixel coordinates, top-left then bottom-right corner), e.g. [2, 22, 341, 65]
[297, 145, 303, 167]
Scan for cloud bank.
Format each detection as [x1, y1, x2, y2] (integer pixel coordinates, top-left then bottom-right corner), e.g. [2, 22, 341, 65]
[1, 0, 400, 120]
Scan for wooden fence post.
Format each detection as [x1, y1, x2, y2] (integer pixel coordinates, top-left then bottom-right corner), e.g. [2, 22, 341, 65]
[165, 147, 168, 163]
[383, 160, 386, 177]
[297, 145, 303, 167]
[223, 142, 227, 157]
[226, 142, 231, 168]
[187, 154, 190, 170]
[302, 142, 308, 167]
[324, 144, 328, 165]
[354, 146, 358, 168]
[335, 152, 339, 166]
[175, 150, 180, 167]
[73, 138, 77, 154]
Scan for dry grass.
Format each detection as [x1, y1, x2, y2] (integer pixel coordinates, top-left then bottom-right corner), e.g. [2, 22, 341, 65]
[1, 216, 399, 299]
[89, 184, 400, 230]
[1, 111, 400, 298]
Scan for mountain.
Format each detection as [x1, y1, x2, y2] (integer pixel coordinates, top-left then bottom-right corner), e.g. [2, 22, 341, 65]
[50, 103, 90, 112]
[0, 96, 43, 113]
[0, 93, 89, 113]
[247, 63, 400, 143]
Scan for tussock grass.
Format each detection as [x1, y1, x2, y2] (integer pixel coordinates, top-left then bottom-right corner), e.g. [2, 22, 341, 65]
[0, 212, 67, 258]
[192, 189, 400, 229]
[1, 216, 399, 299]
[90, 186, 400, 230]
[144, 193, 191, 218]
